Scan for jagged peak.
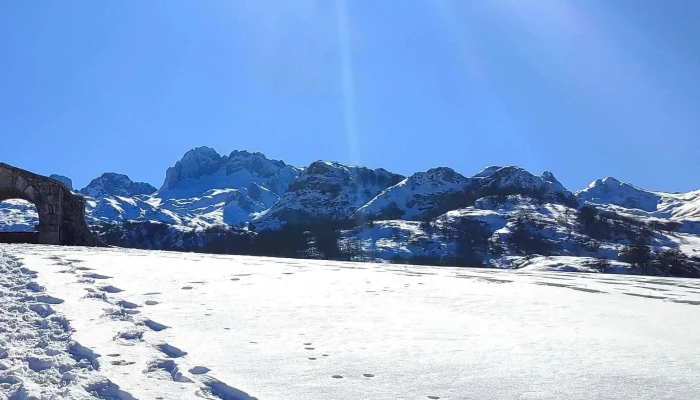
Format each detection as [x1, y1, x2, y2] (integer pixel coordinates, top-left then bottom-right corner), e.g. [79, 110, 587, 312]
[302, 160, 398, 179]
[541, 170, 558, 183]
[80, 172, 156, 198]
[583, 177, 628, 191]
[160, 147, 225, 191]
[186, 146, 221, 159]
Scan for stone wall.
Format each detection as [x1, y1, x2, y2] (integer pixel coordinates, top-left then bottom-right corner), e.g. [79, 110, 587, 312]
[0, 163, 105, 246]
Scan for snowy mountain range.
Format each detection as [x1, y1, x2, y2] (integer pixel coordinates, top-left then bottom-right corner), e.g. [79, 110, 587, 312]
[2, 147, 700, 276]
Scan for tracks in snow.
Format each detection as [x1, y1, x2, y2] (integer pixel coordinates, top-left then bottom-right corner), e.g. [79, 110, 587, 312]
[49, 252, 258, 400]
[0, 249, 134, 399]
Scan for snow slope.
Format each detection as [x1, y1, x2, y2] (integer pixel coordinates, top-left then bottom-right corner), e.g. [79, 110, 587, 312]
[354, 166, 576, 223]
[353, 167, 475, 221]
[576, 177, 700, 219]
[5, 244, 700, 399]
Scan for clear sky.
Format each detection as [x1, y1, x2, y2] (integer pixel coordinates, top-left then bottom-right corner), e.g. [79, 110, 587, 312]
[1, 0, 699, 192]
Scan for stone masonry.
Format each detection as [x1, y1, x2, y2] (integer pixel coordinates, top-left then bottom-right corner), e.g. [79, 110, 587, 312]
[0, 163, 104, 246]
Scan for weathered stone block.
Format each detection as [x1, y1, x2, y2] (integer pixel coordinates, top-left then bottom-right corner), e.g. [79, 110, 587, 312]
[15, 175, 28, 192]
[23, 185, 39, 202]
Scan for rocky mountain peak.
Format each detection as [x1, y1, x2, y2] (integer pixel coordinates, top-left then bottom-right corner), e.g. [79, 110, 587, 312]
[79, 173, 156, 198]
[161, 147, 224, 191]
[49, 174, 73, 191]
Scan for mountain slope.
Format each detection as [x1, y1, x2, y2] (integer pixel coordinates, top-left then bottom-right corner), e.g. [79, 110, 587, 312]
[354, 167, 475, 221]
[2, 147, 700, 277]
[252, 161, 404, 229]
[576, 177, 700, 219]
[159, 147, 300, 199]
[80, 173, 156, 198]
[354, 166, 576, 222]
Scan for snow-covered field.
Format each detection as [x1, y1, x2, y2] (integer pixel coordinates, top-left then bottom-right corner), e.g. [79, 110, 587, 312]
[2, 244, 700, 399]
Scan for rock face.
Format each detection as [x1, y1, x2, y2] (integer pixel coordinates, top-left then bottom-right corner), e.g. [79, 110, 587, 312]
[0, 163, 104, 246]
[354, 167, 475, 221]
[253, 161, 404, 229]
[159, 147, 299, 197]
[79, 173, 156, 198]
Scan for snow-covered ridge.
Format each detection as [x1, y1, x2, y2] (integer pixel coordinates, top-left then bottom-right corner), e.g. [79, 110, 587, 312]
[2, 147, 700, 276]
[252, 161, 404, 229]
[354, 167, 475, 221]
[575, 177, 700, 219]
[354, 166, 576, 222]
[2, 147, 700, 234]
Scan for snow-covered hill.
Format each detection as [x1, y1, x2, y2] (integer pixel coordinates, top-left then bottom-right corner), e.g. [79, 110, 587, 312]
[2, 147, 700, 277]
[576, 177, 700, 219]
[4, 244, 700, 399]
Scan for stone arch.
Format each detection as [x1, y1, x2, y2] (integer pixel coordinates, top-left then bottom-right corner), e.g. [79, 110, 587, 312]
[0, 163, 104, 246]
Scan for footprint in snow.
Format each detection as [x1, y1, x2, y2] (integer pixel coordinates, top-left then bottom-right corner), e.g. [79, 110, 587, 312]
[189, 366, 210, 375]
[99, 285, 123, 293]
[82, 273, 112, 280]
[143, 319, 169, 332]
[29, 304, 54, 317]
[103, 307, 136, 321]
[115, 330, 144, 342]
[117, 300, 139, 309]
[34, 294, 64, 304]
[156, 343, 188, 358]
[145, 300, 159, 306]
[146, 359, 193, 383]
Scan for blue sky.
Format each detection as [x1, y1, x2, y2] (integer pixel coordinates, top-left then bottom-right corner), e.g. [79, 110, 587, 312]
[1, 0, 699, 192]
